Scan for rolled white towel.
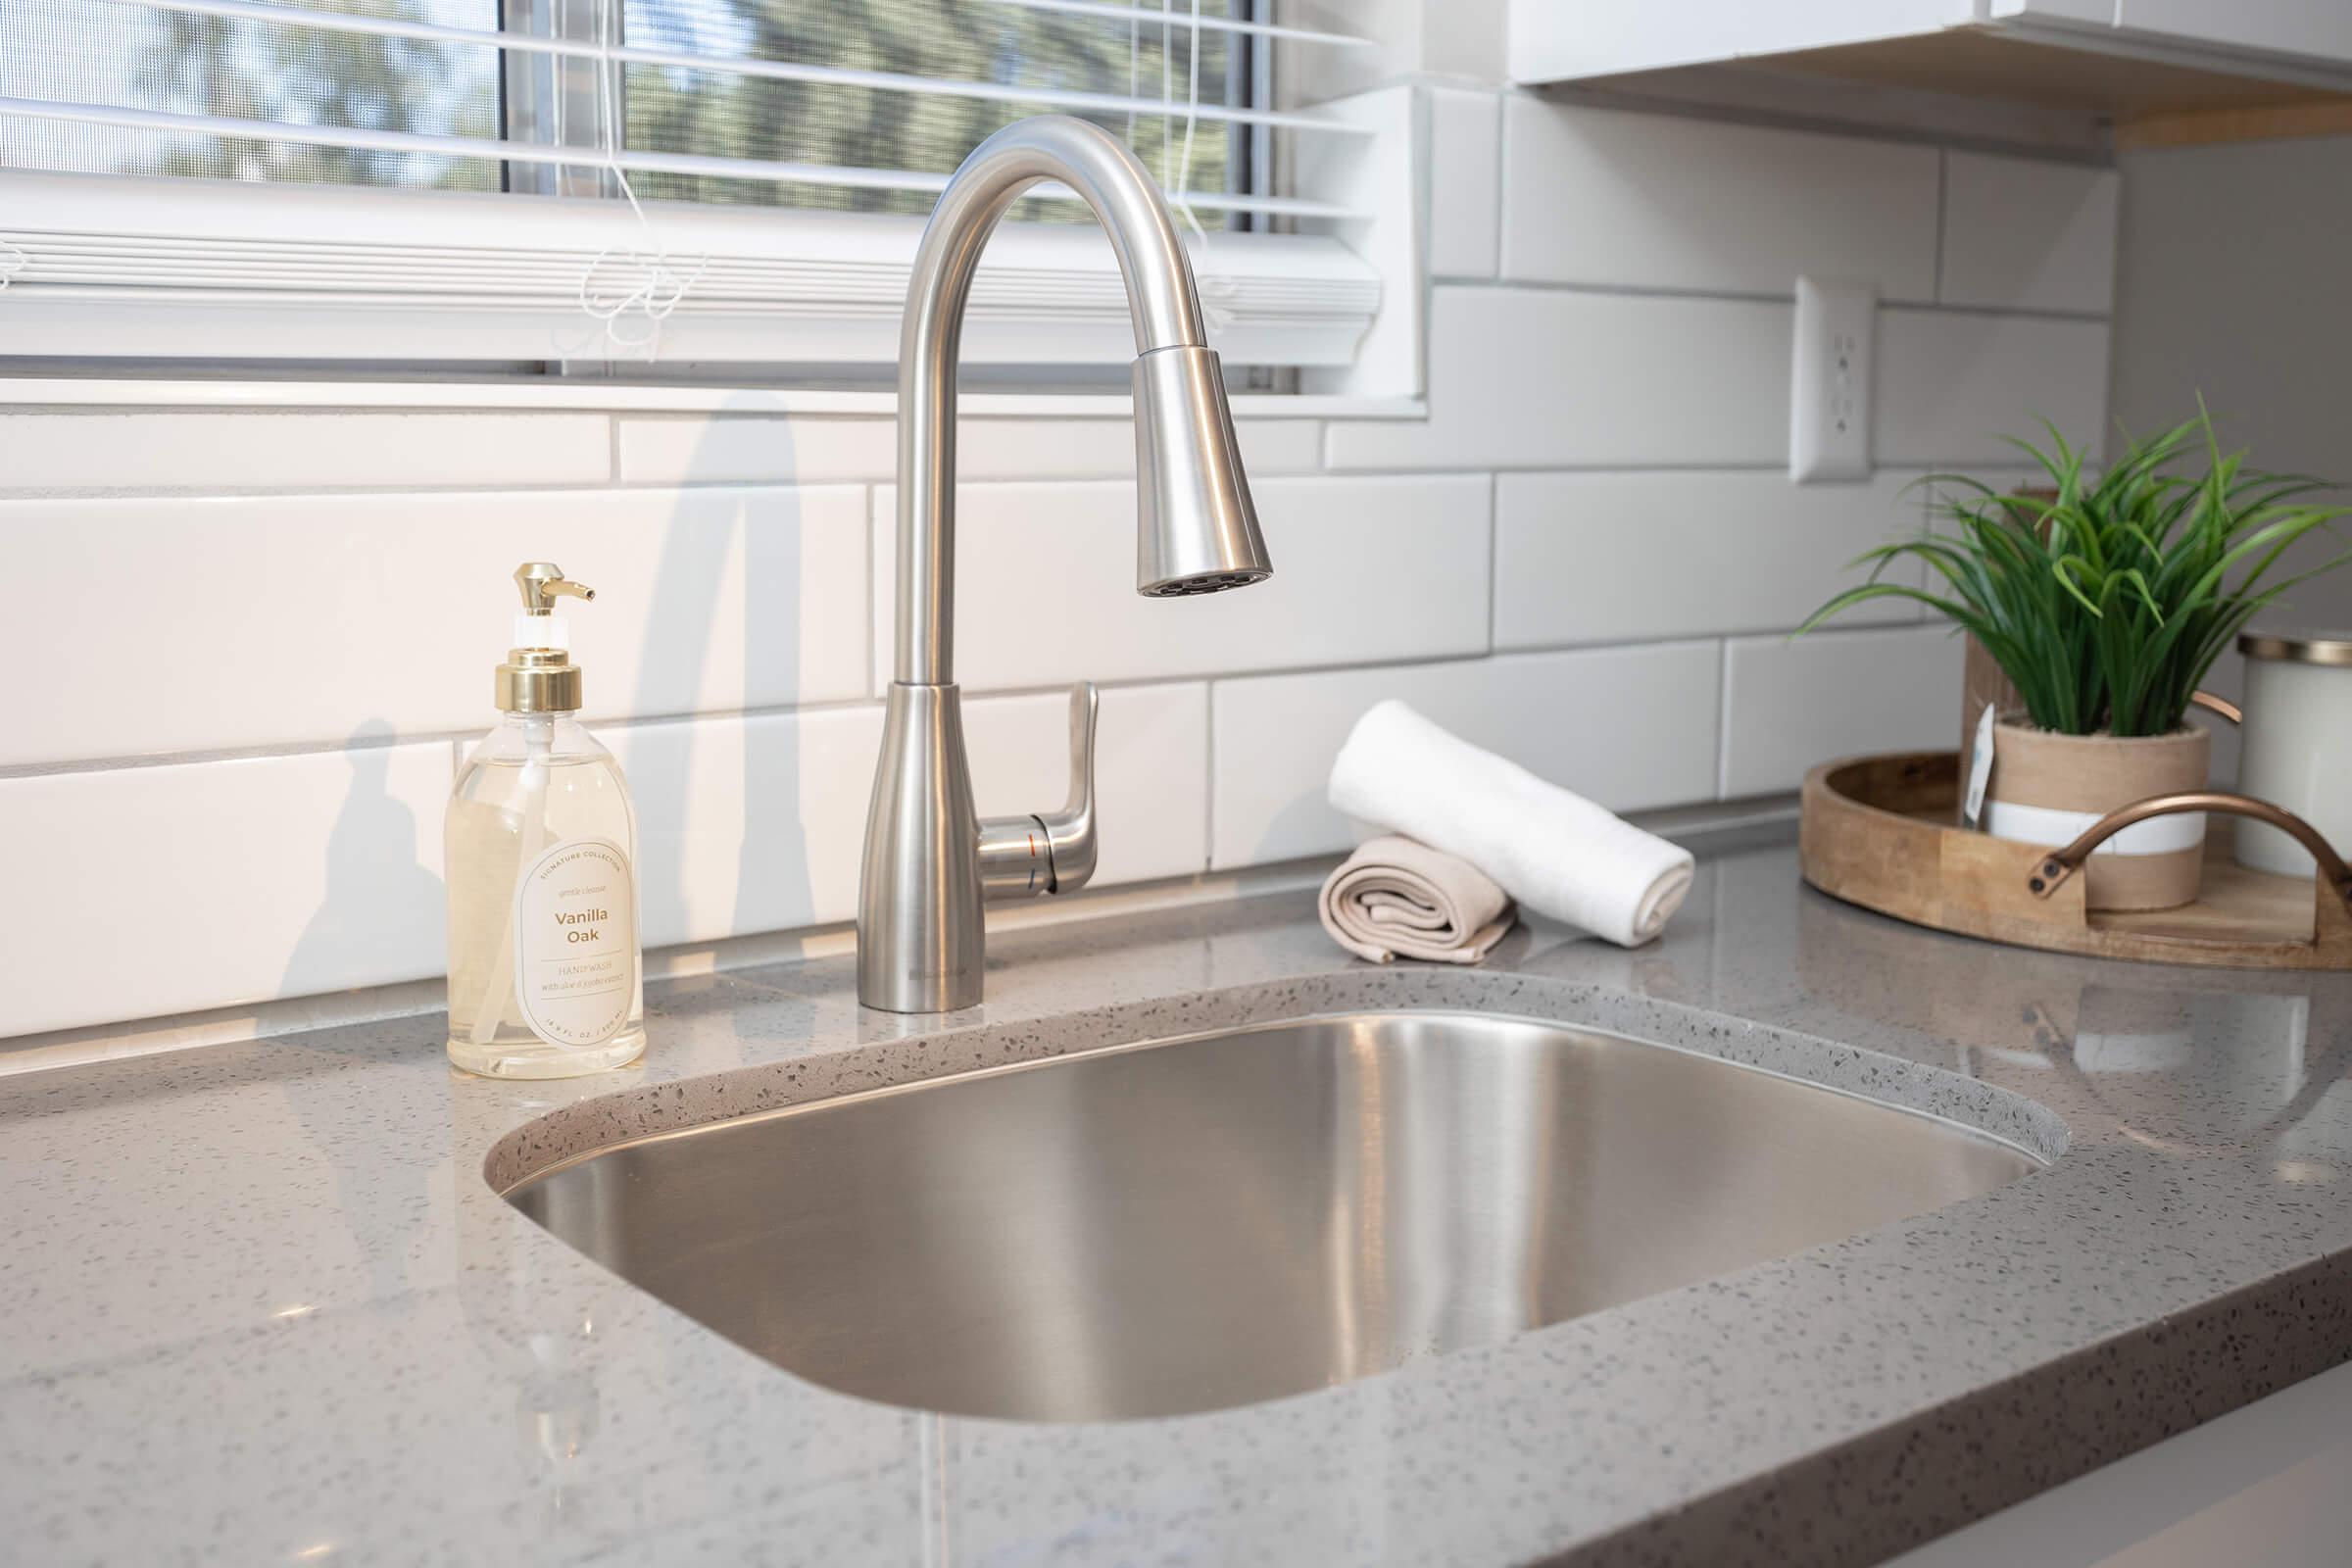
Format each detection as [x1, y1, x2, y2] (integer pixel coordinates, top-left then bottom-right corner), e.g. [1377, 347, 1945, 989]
[1319, 835, 1516, 965]
[1326, 700, 1694, 948]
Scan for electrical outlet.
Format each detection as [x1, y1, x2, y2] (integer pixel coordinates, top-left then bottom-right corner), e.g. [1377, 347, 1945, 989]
[1789, 276, 1875, 482]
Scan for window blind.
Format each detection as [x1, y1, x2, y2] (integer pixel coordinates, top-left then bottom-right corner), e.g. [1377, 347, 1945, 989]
[0, 0, 1373, 218]
[0, 0, 1393, 368]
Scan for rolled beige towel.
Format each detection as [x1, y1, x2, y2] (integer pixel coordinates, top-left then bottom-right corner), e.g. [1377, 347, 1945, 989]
[1328, 700, 1694, 949]
[1319, 835, 1517, 965]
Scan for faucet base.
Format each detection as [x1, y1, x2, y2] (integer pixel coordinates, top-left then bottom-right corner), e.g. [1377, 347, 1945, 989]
[857, 682, 984, 1013]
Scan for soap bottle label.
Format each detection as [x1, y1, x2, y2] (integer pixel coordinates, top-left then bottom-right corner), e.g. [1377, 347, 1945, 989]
[513, 838, 638, 1050]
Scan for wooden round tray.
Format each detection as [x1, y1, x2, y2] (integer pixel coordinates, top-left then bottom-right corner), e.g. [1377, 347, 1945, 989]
[1799, 751, 2352, 971]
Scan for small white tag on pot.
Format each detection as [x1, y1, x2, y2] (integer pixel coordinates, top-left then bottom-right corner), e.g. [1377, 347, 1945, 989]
[1964, 703, 1997, 827]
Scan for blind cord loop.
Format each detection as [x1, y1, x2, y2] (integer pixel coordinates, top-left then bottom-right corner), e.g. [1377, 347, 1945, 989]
[0, 239, 26, 292]
[573, 0, 706, 357]
[1136, 0, 1229, 335]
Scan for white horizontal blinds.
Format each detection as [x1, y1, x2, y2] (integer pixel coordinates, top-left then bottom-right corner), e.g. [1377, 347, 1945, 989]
[0, 92, 1353, 218]
[0, 0, 503, 192]
[986, 0, 1372, 48]
[0, 0, 1390, 369]
[0, 0, 1374, 220]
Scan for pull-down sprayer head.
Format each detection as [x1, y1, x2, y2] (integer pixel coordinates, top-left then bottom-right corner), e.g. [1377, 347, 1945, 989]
[885, 114, 1273, 684]
[1132, 341, 1273, 598]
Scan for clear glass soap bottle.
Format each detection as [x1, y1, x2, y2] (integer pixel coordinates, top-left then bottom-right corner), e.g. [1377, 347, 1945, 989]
[446, 563, 646, 1079]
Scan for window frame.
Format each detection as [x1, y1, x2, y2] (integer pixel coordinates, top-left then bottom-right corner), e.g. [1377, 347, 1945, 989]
[0, 3, 1415, 392]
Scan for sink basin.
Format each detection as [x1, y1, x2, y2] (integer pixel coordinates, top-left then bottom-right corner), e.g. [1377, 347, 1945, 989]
[504, 1010, 2038, 1422]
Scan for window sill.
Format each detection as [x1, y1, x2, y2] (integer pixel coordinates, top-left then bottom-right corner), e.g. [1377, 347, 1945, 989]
[0, 375, 1426, 421]
[0, 171, 1385, 373]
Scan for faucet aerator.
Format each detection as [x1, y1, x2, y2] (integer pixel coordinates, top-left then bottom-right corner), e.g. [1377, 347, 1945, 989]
[1143, 570, 1270, 598]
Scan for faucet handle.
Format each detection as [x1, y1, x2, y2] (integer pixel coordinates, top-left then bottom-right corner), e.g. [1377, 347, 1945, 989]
[1042, 681, 1099, 891]
[977, 682, 1099, 902]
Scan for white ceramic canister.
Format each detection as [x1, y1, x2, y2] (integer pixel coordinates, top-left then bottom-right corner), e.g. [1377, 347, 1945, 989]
[2235, 630, 2352, 878]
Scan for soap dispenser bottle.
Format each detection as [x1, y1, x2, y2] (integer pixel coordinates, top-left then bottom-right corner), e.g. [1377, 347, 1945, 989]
[445, 563, 646, 1078]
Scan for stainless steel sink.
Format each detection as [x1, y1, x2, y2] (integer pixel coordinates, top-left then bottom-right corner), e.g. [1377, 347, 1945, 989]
[504, 1010, 2038, 1423]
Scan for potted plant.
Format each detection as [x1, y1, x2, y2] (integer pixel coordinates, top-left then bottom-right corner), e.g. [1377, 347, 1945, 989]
[1804, 409, 2348, 911]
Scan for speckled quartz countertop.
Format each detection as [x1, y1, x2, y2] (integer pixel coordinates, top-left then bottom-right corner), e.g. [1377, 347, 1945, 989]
[9, 841, 2352, 1567]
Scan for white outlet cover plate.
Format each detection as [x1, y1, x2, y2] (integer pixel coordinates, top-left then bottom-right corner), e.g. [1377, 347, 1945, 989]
[1790, 276, 1876, 483]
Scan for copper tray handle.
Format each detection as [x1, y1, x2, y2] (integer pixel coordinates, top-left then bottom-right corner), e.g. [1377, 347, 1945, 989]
[2027, 792, 2352, 913]
[2188, 690, 2243, 725]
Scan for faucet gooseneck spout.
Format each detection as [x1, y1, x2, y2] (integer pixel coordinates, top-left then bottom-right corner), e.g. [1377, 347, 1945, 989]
[858, 116, 1273, 1013]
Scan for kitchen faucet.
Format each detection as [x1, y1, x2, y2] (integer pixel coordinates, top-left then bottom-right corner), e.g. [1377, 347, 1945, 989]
[858, 116, 1273, 1013]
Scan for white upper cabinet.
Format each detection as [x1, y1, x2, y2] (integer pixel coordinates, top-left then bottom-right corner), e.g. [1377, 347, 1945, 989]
[1511, 0, 2352, 107]
[2094, 0, 2352, 67]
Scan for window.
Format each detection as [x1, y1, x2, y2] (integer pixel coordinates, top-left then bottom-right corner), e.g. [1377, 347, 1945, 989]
[0, 1, 1399, 381]
[3, 0, 1260, 218]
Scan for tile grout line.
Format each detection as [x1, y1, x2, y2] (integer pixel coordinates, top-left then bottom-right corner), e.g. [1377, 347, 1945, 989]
[1714, 637, 1735, 801]
[0, 626, 1932, 781]
[0, 478, 873, 503]
[0, 461, 2090, 503]
[1487, 90, 1507, 281]
[1933, 148, 1949, 304]
[1484, 470, 1499, 655]
[1436, 275, 2111, 324]
[862, 482, 877, 698]
[1202, 679, 1218, 875]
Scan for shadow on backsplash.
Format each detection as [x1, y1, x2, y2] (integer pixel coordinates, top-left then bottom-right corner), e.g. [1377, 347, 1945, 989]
[282, 717, 445, 1002]
[626, 395, 818, 950]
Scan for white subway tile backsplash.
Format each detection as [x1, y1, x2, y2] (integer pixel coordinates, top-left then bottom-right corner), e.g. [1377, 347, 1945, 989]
[1209, 645, 1721, 867]
[1497, 101, 1940, 300]
[1428, 87, 1501, 280]
[594, 706, 878, 947]
[1493, 469, 1925, 648]
[966, 681, 1209, 888]
[0, 742, 451, 1037]
[1240, 422, 1328, 479]
[599, 682, 1207, 947]
[0, 485, 869, 767]
[1718, 624, 1962, 798]
[869, 474, 1491, 694]
[1877, 310, 2111, 466]
[0, 91, 2132, 1040]
[1323, 288, 1791, 472]
[617, 415, 895, 485]
[1939, 152, 2119, 315]
[616, 416, 1321, 486]
[0, 413, 609, 494]
[1921, 468, 2047, 519]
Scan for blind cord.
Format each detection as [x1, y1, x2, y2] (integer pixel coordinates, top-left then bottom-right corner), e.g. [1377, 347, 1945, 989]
[574, 0, 706, 357]
[1, 0, 1258, 339]
[539, 0, 1234, 354]
[1134, 0, 1234, 335]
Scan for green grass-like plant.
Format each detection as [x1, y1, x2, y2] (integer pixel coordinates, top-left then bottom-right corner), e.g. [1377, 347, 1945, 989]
[1801, 408, 2351, 738]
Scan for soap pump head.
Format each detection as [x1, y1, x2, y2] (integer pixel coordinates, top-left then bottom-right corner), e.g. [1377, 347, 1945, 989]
[498, 562, 596, 713]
